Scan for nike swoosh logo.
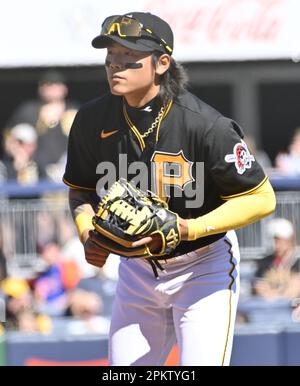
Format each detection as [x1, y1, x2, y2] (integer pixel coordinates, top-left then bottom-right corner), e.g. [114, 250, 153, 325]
[100, 129, 118, 139]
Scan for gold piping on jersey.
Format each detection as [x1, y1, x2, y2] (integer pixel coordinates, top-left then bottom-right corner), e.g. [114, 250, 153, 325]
[123, 104, 146, 150]
[123, 99, 173, 151]
[221, 239, 236, 366]
[63, 178, 96, 191]
[155, 99, 173, 143]
[220, 176, 268, 200]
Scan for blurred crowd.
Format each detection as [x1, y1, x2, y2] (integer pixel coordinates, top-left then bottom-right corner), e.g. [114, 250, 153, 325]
[238, 217, 300, 325]
[0, 70, 123, 338]
[0, 215, 120, 335]
[0, 70, 78, 185]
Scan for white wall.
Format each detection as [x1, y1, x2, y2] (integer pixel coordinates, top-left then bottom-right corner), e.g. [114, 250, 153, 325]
[1, 0, 299, 67]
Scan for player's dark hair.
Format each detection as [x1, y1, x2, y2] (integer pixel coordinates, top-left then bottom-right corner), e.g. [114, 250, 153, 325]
[152, 52, 188, 105]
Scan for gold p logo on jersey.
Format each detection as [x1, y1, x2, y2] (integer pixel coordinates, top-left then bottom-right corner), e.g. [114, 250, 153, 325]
[151, 150, 194, 199]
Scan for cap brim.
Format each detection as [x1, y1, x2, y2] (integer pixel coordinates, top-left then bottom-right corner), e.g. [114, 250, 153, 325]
[91, 35, 163, 53]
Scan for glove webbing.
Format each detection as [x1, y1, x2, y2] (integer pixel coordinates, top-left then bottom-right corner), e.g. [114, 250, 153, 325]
[104, 196, 139, 228]
[104, 195, 158, 234]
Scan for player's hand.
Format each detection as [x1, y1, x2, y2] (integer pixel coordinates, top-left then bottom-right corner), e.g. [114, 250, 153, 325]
[132, 217, 189, 252]
[82, 229, 110, 268]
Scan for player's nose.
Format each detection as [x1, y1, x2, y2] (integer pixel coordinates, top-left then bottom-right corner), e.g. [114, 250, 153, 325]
[107, 55, 124, 70]
[109, 62, 122, 70]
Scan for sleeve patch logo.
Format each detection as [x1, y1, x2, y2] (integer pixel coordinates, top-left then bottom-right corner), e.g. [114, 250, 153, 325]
[224, 140, 255, 175]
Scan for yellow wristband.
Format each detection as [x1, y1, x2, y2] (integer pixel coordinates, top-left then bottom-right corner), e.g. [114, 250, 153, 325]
[75, 212, 94, 241]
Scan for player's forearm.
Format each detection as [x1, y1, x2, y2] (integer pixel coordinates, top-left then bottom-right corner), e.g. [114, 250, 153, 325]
[187, 178, 276, 241]
[69, 188, 95, 243]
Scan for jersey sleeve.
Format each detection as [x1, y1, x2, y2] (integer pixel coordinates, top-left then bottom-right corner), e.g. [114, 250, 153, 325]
[204, 116, 266, 198]
[63, 109, 98, 190]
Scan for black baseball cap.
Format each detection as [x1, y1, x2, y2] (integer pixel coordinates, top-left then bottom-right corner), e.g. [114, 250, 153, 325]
[91, 12, 174, 55]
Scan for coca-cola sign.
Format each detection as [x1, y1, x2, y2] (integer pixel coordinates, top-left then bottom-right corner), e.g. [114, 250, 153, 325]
[143, 0, 296, 61]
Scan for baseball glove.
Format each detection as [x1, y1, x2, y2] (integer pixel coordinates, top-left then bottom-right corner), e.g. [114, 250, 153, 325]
[91, 178, 181, 259]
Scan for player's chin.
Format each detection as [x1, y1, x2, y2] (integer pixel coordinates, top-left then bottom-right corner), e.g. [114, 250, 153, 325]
[109, 84, 128, 96]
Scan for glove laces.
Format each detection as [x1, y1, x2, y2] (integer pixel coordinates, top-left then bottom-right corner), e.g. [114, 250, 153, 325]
[147, 258, 166, 280]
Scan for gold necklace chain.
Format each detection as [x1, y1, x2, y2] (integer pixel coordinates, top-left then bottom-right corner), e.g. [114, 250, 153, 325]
[123, 103, 165, 139]
[140, 105, 165, 139]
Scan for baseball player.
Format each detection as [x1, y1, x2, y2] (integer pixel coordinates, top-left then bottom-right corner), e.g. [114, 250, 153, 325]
[63, 12, 276, 366]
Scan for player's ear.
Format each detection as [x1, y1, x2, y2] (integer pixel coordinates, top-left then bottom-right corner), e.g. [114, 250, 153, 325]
[154, 54, 171, 76]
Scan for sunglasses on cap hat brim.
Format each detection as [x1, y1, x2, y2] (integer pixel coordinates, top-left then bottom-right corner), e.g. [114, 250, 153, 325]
[98, 15, 172, 54]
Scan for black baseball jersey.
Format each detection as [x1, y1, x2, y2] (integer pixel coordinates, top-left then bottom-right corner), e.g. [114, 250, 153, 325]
[63, 90, 266, 256]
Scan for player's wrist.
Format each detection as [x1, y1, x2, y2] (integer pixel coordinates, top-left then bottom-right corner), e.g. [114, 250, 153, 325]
[75, 212, 94, 243]
[178, 217, 189, 241]
[81, 229, 92, 244]
[186, 218, 207, 241]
